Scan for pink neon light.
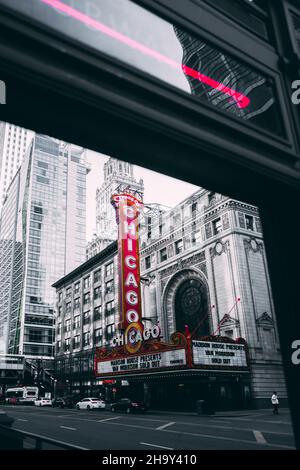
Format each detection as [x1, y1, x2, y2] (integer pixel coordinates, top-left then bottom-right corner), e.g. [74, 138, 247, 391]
[41, 0, 250, 109]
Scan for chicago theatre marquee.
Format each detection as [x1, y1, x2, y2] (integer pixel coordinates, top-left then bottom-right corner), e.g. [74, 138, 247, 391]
[92, 188, 286, 410]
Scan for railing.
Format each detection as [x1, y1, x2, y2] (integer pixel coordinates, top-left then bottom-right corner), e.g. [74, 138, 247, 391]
[0, 424, 87, 450]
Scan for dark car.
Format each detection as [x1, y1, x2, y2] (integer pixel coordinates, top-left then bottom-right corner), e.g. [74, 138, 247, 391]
[111, 398, 146, 414]
[52, 397, 74, 408]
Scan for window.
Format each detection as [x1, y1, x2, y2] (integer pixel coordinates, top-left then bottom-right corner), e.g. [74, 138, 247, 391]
[191, 202, 197, 217]
[94, 286, 101, 300]
[74, 282, 80, 294]
[83, 292, 90, 305]
[105, 262, 114, 277]
[105, 301, 115, 316]
[66, 302, 71, 314]
[83, 276, 90, 289]
[224, 330, 234, 339]
[94, 328, 103, 344]
[147, 216, 152, 240]
[74, 315, 81, 329]
[83, 332, 90, 347]
[57, 340, 61, 352]
[245, 215, 254, 231]
[105, 280, 114, 295]
[160, 247, 167, 263]
[192, 230, 201, 245]
[73, 335, 80, 349]
[74, 297, 80, 310]
[65, 338, 70, 352]
[105, 324, 115, 339]
[57, 323, 61, 335]
[212, 218, 222, 235]
[175, 239, 184, 255]
[93, 306, 102, 321]
[94, 269, 101, 283]
[58, 291, 62, 303]
[83, 310, 90, 325]
[145, 256, 151, 270]
[65, 319, 71, 332]
[66, 287, 72, 299]
[58, 306, 62, 317]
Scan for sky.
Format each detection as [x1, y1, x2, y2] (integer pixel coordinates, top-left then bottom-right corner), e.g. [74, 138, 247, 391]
[86, 149, 200, 242]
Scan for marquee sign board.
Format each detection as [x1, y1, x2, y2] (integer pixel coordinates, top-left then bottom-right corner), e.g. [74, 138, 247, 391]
[97, 348, 187, 375]
[95, 334, 249, 378]
[95, 332, 189, 377]
[192, 340, 247, 368]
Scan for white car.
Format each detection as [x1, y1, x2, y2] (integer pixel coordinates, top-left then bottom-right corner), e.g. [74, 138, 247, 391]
[76, 397, 106, 410]
[34, 398, 52, 407]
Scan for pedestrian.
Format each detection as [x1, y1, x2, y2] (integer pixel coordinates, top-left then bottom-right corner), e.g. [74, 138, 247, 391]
[271, 391, 279, 415]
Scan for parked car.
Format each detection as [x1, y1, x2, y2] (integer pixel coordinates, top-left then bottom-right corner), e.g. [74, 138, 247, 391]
[111, 398, 146, 414]
[52, 397, 74, 409]
[75, 397, 106, 410]
[34, 398, 52, 407]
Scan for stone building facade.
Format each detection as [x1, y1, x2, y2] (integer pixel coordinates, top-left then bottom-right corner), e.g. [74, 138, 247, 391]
[139, 189, 287, 407]
[53, 188, 287, 408]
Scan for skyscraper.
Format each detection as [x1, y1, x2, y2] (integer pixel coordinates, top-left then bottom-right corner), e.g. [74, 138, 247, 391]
[0, 122, 34, 213]
[0, 134, 88, 359]
[96, 158, 144, 240]
[86, 158, 144, 259]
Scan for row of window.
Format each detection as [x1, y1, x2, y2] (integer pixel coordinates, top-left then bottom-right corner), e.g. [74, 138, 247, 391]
[58, 263, 114, 302]
[57, 302, 115, 329]
[144, 213, 259, 268]
[58, 285, 114, 314]
[57, 325, 115, 351]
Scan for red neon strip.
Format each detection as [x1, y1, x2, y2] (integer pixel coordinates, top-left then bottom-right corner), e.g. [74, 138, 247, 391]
[41, 0, 250, 109]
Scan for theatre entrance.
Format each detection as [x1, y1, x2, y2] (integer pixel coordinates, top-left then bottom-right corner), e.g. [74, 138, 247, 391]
[114, 373, 251, 412]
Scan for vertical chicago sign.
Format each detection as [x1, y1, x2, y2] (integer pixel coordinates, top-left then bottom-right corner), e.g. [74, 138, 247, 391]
[111, 193, 144, 353]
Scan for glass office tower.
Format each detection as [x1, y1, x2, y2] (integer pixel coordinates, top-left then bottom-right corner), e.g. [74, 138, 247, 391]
[0, 134, 88, 359]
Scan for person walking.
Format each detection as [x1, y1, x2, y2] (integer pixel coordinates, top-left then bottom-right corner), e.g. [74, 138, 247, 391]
[271, 392, 279, 415]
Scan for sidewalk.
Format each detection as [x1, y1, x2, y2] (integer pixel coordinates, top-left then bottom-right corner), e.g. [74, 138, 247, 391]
[148, 407, 291, 418]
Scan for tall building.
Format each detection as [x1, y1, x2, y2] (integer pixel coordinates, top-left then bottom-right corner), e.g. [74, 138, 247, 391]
[95, 158, 144, 242]
[52, 188, 287, 409]
[0, 122, 34, 213]
[0, 134, 88, 359]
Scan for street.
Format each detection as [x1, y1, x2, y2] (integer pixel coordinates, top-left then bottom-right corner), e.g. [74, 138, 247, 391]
[0, 405, 295, 450]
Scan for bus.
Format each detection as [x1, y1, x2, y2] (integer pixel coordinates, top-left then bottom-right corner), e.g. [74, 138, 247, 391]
[5, 386, 39, 405]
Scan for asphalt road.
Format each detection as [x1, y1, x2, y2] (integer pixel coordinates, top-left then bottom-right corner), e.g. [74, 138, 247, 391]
[0, 405, 296, 450]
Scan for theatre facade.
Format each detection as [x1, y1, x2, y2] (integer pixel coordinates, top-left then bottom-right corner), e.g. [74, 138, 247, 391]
[53, 186, 287, 410]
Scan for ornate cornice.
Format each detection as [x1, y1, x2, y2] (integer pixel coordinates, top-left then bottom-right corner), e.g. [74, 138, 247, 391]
[219, 314, 240, 328]
[244, 237, 264, 253]
[256, 311, 274, 327]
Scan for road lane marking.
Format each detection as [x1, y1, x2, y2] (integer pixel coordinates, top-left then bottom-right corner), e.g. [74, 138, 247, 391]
[140, 442, 173, 450]
[253, 430, 267, 444]
[156, 421, 175, 431]
[97, 421, 295, 449]
[60, 426, 77, 431]
[97, 416, 121, 423]
[121, 416, 293, 436]
[17, 419, 28, 422]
